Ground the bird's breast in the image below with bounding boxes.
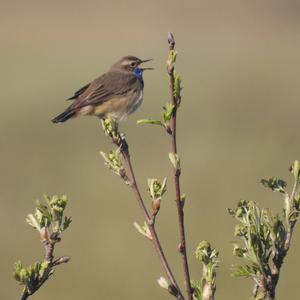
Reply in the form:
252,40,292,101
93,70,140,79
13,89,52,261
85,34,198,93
127,90,143,115
92,89,143,121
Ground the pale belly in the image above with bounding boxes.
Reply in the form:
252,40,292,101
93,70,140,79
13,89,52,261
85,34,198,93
92,90,143,121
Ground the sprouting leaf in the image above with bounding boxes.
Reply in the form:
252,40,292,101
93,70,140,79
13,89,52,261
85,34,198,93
148,178,167,200
38,261,50,278
26,214,41,231
173,70,182,100
261,177,287,193
166,50,177,70
228,200,250,219
137,119,163,126
36,202,52,227
232,265,254,278
271,216,286,245
62,216,72,231
195,241,219,266
162,103,175,124
101,118,119,138
290,160,300,180
133,222,152,240
234,225,247,237
233,244,247,258
13,261,24,282
157,277,169,289
191,281,202,300
14,260,52,288
100,149,124,176
169,152,180,172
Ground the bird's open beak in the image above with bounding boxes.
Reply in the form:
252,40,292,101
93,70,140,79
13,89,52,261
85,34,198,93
140,59,154,70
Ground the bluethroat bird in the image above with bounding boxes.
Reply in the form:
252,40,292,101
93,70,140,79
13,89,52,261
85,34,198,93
52,56,153,123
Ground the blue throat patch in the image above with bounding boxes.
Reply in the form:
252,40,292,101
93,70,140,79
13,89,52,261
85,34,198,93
133,67,144,87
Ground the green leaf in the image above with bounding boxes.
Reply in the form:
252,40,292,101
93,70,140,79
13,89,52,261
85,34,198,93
290,160,300,180
35,201,52,228
137,119,163,126
294,192,300,211
26,214,41,231
101,118,119,138
13,261,24,283
169,152,180,172
272,217,286,244
195,241,219,265
133,222,152,240
261,177,287,193
44,195,68,231
234,225,247,237
233,244,247,258
157,277,169,289
232,265,254,278
100,149,124,176
38,261,50,278
191,281,202,300
62,216,72,231
228,200,249,219
173,70,182,100
148,178,167,200
166,50,177,70
162,103,175,124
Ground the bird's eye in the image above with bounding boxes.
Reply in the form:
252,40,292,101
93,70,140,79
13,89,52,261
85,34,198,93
130,61,136,67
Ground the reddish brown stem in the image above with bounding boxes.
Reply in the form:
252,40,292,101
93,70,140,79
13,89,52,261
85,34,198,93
19,290,29,300
170,106,193,300
115,137,184,300
168,34,193,300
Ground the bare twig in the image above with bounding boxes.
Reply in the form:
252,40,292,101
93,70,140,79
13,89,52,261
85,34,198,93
111,133,184,300
19,290,29,300
167,32,193,300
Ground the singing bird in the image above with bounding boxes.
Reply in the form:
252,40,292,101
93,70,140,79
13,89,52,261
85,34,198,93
52,56,153,123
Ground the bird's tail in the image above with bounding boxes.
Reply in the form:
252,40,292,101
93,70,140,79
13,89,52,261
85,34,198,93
52,109,76,123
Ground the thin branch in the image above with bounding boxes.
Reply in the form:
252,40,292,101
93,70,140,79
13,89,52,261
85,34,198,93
167,32,193,300
19,290,29,300
268,176,300,298
18,242,67,300
111,134,185,300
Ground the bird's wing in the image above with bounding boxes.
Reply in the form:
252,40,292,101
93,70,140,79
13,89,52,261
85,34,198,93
74,71,140,108
67,82,91,100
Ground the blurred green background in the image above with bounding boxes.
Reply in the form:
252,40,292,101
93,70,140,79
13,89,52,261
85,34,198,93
1,0,300,299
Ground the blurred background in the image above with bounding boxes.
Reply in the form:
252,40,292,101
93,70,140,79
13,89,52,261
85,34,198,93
1,0,300,299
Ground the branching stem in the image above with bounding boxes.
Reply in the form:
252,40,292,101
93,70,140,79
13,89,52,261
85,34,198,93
112,135,184,300
266,178,300,299
19,290,29,300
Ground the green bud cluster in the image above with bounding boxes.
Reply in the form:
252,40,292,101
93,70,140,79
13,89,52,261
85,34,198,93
192,241,219,300
14,195,71,298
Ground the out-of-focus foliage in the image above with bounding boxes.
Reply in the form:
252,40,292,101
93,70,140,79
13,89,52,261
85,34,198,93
192,241,219,300
229,161,300,298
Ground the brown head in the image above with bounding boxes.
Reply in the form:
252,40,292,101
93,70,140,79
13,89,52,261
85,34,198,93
110,56,153,72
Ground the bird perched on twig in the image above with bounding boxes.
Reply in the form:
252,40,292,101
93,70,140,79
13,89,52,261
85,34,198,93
52,56,153,123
